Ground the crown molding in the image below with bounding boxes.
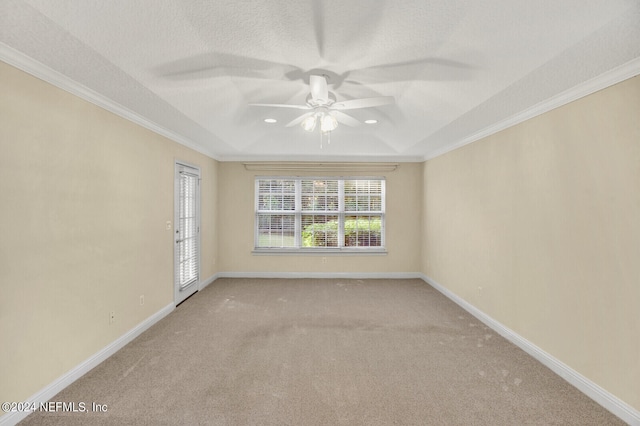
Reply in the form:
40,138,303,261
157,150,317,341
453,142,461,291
243,161,399,172
5,40,638,166
423,56,640,161
219,153,424,163
0,43,219,161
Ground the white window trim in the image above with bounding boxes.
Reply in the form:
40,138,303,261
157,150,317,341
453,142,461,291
254,176,387,255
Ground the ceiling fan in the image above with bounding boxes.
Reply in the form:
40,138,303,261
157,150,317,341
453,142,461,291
250,74,395,135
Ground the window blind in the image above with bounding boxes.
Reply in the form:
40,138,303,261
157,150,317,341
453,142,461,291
255,177,385,250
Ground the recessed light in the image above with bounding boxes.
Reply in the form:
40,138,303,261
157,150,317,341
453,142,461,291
264,118,277,124
364,119,378,124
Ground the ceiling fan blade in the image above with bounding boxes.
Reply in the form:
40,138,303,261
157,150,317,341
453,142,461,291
154,52,301,81
285,112,315,127
352,57,474,82
331,96,395,110
332,111,360,127
312,0,326,59
249,103,311,110
310,75,329,103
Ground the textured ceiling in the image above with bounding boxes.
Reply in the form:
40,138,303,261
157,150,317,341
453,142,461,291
1,0,639,161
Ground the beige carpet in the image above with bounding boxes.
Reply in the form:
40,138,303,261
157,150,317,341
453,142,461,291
21,278,624,425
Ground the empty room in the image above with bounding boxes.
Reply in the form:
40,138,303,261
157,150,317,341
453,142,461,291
1,1,639,425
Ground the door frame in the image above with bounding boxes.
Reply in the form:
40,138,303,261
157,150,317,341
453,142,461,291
174,160,201,305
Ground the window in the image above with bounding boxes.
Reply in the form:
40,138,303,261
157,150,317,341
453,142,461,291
255,177,385,252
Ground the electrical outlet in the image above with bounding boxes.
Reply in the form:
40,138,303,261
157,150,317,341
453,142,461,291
140,295,145,306
109,311,115,324
322,257,328,264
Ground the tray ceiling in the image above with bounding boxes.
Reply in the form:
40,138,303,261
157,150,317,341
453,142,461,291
1,0,639,161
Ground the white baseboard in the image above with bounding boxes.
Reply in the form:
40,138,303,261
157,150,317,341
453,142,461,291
199,273,219,291
6,274,635,425
0,303,175,426
420,274,640,426
215,271,424,280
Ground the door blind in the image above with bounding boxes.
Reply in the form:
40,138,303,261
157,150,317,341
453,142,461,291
178,170,199,289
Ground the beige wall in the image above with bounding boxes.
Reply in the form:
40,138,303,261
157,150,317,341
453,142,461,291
2,55,638,416
423,75,640,411
218,162,423,274
0,62,218,402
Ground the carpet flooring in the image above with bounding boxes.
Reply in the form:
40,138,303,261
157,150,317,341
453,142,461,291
21,278,625,425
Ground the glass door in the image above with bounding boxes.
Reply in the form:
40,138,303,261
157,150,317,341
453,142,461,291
174,162,200,305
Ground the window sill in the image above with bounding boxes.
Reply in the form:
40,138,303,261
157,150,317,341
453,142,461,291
252,248,388,256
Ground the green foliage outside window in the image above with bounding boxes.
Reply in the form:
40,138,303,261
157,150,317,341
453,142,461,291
302,218,381,247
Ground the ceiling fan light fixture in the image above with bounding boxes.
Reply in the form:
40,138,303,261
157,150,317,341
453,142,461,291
320,113,338,132
251,73,395,142
263,118,277,123
301,115,317,132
